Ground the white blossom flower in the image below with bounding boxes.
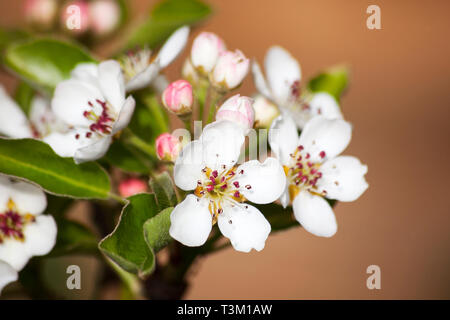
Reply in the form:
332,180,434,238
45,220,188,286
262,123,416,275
252,46,343,128
170,120,286,252
0,260,17,294
47,60,135,164
0,176,56,277
120,26,190,92
0,85,68,140
269,115,368,237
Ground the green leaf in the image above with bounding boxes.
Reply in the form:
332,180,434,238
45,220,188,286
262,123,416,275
104,140,152,174
143,207,173,257
127,0,212,49
150,172,178,210
14,81,35,115
4,38,95,95
51,219,98,256
307,65,349,101
99,194,161,278
0,138,111,199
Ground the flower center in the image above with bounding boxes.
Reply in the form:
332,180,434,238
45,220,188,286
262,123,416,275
78,99,114,139
0,199,35,243
285,145,326,199
194,166,251,223
119,48,152,81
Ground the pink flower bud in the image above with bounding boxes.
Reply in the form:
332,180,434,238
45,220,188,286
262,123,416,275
156,133,182,162
211,50,250,91
253,95,280,128
216,94,255,130
119,178,148,198
191,32,226,74
162,80,193,115
88,0,121,37
24,0,58,30
60,0,90,35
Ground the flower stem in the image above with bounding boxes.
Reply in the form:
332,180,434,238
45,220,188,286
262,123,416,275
206,88,224,124
124,128,156,159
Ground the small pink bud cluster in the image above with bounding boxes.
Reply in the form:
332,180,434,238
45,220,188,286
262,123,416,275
162,80,194,116
190,32,249,91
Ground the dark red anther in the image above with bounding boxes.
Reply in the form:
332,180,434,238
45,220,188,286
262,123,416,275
233,181,240,188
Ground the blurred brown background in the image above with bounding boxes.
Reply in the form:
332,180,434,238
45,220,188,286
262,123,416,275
1,0,449,299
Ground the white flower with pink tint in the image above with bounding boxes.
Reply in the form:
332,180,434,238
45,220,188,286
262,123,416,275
211,50,250,91
24,0,58,30
216,94,254,131
155,133,183,162
46,60,135,164
88,0,121,37
0,176,57,291
119,178,148,198
190,32,226,74
120,26,190,92
269,115,368,237
170,120,286,252
252,46,343,129
162,80,193,116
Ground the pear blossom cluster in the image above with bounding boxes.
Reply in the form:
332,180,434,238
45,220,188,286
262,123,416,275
158,32,368,251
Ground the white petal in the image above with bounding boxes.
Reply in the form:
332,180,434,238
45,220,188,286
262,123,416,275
9,180,47,215
0,85,32,138
293,190,337,237
157,26,190,69
309,92,343,120
74,134,112,164
43,129,87,158
201,120,245,170
169,195,212,247
269,114,299,165
112,96,135,133
0,176,13,212
251,60,272,99
218,204,271,253
174,140,205,191
29,95,50,126
23,215,57,257
236,158,286,204
299,116,352,162
0,260,18,294
98,60,125,114
264,46,301,106
71,62,99,87
52,79,103,127
279,184,290,208
0,239,30,271
125,61,161,92
317,156,368,202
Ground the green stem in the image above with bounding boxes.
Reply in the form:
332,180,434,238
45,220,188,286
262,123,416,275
106,257,144,299
206,88,224,124
124,128,156,159
109,192,126,205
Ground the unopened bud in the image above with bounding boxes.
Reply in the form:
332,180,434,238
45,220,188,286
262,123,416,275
162,80,193,115
216,94,254,130
155,133,183,162
191,32,226,74
119,178,148,198
88,0,121,37
24,0,58,30
211,50,249,91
